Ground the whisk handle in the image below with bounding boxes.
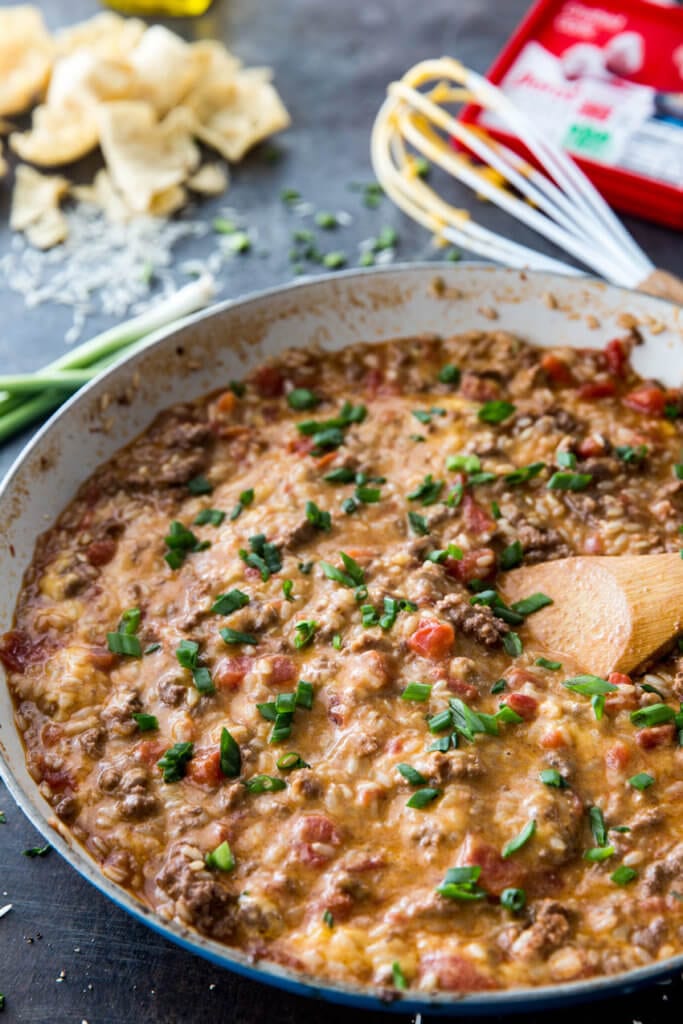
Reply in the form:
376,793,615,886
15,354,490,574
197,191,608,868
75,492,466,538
638,270,683,306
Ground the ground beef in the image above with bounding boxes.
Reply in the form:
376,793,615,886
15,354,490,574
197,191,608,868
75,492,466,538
512,900,574,961
156,848,236,940
515,521,572,564
435,593,509,647
641,842,683,896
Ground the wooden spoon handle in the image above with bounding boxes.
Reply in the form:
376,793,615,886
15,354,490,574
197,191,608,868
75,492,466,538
638,269,683,306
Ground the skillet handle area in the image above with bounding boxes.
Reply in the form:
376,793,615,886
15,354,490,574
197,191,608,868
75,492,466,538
638,269,683,306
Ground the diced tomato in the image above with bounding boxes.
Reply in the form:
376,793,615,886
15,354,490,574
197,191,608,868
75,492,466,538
215,390,237,415
408,620,455,660
604,339,629,378
577,436,607,458
462,494,495,535
445,676,478,701
505,692,538,720
623,385,666,417
0,630,47,673
458,834,525,896
539,728,568,749
608,672,632,687
267,655,297,686
287,436,314,456
187,748,222,787
253,365,284,398
605,740,631,771
85,538,117,567
214,655,253,689
636,724,676,750
294,814,342,866
444,548,496,585
134,739,166,765
315,451,337,470
577,380,616,401
541,353,574,387
419,952,499,992
505,667,539,689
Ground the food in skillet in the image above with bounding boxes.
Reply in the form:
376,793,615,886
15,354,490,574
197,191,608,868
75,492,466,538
3,328,683,994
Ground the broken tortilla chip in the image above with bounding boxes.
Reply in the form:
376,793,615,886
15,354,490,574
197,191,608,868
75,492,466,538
54,12,145,62
10,163,69,248
10,103,99,166
185,67,290,163
129,26,206,116
0,6,54,117
97,102,200,214
26,205,68,250
48,51,141,111
187,162,229,196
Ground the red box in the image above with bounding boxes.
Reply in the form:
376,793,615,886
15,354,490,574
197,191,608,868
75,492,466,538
460,0,683,229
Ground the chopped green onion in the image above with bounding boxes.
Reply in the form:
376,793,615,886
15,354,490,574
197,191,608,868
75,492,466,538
496,704,524,725
428,709,453,733
164,520,209,569
640,682,665,699
269,714,294,744
407,474,443,505
628,772,654,791
323,251,347,269
500,540,523,570
119,607,141,634
281,188,301,204
244,774,287,793
315,211,338,229
491,679,506,695
293,621,318,649
194,508,225,526
107,631,142,657
616,444,648,465
547,472,592,491
428,734,457,752
564,675,617,697
287,388,319,410
213,217,237,234
630,703,675,728
332,633,342,650
324,466,356,483
187,475,213,495
401,681,432,702
229,380,246,397
295,680,314,709
436,865,487,901
230,487,255,521
355,484,381,503
446,482,464,507
447,453,480,472
504,462,545,485
176,638,199,669
611,865,638,885
438,364,460,385
23,843,51,858
468,471,497,485
158,742,194,783
408,511,429,536
282,579,295,602
500,887,526,913
305,500,332,531
239,533,281,580
211,589,250,615
133,712,158,732
220,628,258,646
589,806,608,847
503,632,523,657
219,728,241,777
374,226,397,250
143,642,161,656
510,592,553,616
277,752,310,771
397,763,427,786
584,846,615,862
406,787,441,809
323,908,335,927
191,666,215,695
536,657,562,671
502,819,536,858
557,451,577,469
477,400,515,424
539,769,567,788
205,840,235,872
391,961,408,990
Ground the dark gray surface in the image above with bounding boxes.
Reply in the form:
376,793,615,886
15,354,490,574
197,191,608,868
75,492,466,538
1,1,682,1021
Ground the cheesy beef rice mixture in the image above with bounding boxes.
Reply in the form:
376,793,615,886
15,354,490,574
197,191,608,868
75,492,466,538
4,329,683,995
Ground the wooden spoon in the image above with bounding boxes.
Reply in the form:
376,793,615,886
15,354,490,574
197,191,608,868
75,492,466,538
499,553,683,678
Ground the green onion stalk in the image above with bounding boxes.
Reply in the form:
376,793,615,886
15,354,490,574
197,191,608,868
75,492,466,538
0,274,215,444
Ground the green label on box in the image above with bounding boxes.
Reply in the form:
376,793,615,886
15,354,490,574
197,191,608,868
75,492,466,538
563,123,612,157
